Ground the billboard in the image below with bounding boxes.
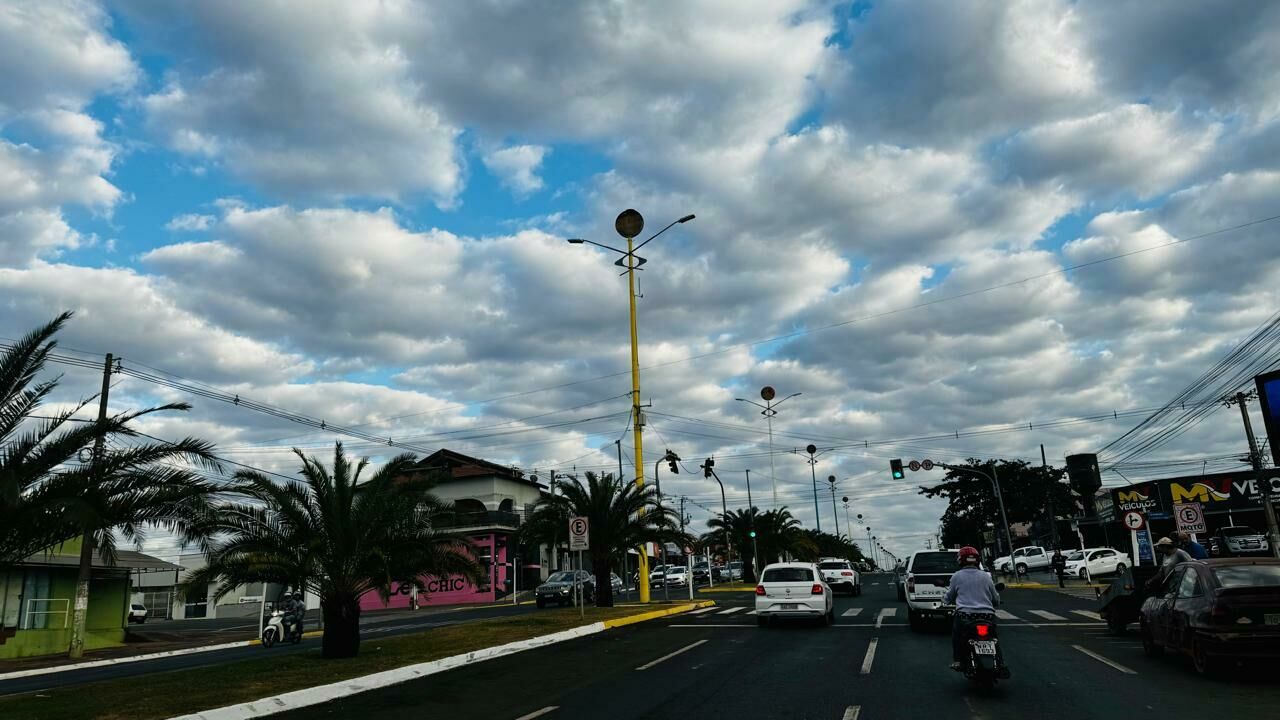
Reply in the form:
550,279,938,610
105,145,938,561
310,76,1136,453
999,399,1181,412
1255,369,1280,467
1110,470,1280,516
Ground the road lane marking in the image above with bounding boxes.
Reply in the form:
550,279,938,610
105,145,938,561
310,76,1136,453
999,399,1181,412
1072,610,1102,620
515,707,559,720
842,608,863,617
860,638,879,674
717,607,746,615
1029,610,1067,621
843,706,862,720
875,608,896,627
669,624,753,627
687,607,718,615
994,610,1018,620
636,640,709,671
1072,645,1137,674
746,610,757,615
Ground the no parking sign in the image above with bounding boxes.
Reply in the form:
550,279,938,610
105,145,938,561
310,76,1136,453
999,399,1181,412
1174,502,1206,534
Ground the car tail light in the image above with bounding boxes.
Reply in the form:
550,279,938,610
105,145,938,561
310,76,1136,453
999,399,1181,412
1211,603,1232,623
842,571,854,576
755,585,766,596
975,623,991,638
811,583,824,595
907,574,915,593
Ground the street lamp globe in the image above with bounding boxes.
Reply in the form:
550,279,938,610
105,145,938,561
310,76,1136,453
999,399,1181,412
615,209,644,239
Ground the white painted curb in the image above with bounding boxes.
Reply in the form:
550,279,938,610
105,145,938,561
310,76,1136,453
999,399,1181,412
169,622,609,720
0,640,256,681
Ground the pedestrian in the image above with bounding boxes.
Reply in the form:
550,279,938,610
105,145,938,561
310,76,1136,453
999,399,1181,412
1145,537,1193,592
1176,531,1208,560
1050,548,1067,588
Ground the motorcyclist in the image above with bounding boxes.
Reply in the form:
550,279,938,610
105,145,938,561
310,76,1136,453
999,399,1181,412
283,592,304,640
943,546,1001,671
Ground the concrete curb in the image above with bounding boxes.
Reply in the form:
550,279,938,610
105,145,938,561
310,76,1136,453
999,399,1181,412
698,586,756,593
169,601,715,720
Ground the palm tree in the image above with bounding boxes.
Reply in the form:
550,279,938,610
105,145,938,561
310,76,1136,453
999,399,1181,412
706,507,814,580
2,314,222,657
519,472,687,607
185,443,480,659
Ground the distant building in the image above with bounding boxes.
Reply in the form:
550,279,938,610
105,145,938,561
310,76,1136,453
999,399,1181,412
1,538,175,659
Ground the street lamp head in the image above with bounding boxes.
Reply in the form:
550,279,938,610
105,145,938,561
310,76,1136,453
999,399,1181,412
615,209,644,239
678,214,696,223
566,238,586,244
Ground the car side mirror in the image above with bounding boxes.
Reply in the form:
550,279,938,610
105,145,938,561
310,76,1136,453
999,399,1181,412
995,582,1006,592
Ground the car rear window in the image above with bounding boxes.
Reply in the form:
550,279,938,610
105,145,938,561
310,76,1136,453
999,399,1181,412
819,561,849,570
910,552,956,574
1213,565,1280,588
762,567,814,583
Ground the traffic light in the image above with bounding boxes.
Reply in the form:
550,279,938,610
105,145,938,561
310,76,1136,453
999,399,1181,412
749,530,757,538
703,457,715,478
890,458,904,479
665,449,680,474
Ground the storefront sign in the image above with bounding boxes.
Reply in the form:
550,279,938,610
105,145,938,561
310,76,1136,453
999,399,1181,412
1110,470,1280,516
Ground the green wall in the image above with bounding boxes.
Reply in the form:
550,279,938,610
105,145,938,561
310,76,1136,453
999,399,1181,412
0,572,129,660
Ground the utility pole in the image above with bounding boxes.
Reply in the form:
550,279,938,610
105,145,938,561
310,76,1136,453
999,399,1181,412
805,444,822,533
1042,444,1058,550
1235,392,1280,559
827,475,839,535
70,353,112,658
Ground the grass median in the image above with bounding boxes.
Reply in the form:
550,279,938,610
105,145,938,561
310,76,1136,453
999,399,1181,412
1,605,659,720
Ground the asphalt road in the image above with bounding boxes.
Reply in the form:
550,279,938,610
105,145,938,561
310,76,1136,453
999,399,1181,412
272,572,1280,720
0,600,539,696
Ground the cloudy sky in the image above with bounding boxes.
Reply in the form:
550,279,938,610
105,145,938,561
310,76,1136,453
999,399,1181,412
5,0,1280,560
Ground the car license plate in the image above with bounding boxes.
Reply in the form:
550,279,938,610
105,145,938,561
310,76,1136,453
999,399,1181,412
1266,613,1280,626
972,641,997,655
779,603,799,610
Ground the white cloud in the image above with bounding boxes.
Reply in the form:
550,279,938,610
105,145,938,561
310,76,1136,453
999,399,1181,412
165,213,215,232
482,144,549,197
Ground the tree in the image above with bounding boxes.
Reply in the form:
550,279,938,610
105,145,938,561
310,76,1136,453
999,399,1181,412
518,472,686,607
185,443,479,659
792,529,865,564
1,314,221,657
918,458,1073,552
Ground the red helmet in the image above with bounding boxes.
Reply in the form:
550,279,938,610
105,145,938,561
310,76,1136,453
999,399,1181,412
957,546,981,566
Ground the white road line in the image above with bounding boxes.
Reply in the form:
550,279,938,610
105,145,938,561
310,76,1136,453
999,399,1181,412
1072,644,1137,675
717,606,747,615
515,707,559,720
860,638,879,674
1029,610,1067,621
994,610,1018,621
875,607,896,628
668,624,753,628
636,640,709,671
746,610,757,615
687,607,718,615
842,608,863,617
1072,610,1102,620
842,706,862,720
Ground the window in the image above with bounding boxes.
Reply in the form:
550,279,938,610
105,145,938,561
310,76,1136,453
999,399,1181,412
1161,569,1184,598
819,561,849,570
909,552,957,574
1213,565,1280,588
547,572,573,583
1177,569,1202,598
1027,548,1045,557
1094,550,1114,560
1220,526,1259,537
1067,551,1084,561
762,567,814,583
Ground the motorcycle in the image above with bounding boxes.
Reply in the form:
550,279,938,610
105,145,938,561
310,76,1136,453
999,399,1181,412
950,609,1010,689
261,608,303,648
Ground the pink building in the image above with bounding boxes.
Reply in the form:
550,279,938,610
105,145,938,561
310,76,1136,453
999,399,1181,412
360,449,547,611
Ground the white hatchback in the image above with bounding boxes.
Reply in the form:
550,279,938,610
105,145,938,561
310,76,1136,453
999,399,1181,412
754,562,834,627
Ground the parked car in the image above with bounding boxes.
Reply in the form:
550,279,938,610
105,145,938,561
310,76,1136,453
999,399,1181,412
611,573,624,594
1139,559,1280,676
692,562,711,583
1208,526,1272,558
127,603,148,624
725,561,744,581
664,566,690,588
1064,547,1131,578
535,570,594,608
817,558,861,596
754,562,834,627
904,550,961,630
994,546,1051,574
648,564,674,587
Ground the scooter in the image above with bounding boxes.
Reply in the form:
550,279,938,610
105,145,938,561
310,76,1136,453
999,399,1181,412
952,610,1010,689
261,609,303,648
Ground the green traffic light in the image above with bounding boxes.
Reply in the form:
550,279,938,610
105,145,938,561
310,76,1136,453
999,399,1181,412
749,531,757,538
893,471,904,479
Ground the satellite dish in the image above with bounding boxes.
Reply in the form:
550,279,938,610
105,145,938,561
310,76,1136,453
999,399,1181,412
760,386,775,401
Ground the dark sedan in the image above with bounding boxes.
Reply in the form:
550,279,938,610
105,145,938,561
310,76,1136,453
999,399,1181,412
1139,558,1280,676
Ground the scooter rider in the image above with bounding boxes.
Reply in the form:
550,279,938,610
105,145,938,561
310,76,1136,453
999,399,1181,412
283,592,304,640
943,546,1001,671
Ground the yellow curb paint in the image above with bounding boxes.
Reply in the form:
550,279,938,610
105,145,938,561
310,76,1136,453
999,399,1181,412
698,587,758,593
601,600,716,629
248,630,323,646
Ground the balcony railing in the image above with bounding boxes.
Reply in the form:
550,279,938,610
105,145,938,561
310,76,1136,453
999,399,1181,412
432,510,522,531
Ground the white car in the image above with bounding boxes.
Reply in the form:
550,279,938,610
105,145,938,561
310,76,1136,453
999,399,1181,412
1064,547,1131,579
754,562,834,627
904,549,968,631
994,546,1051,574
664,566,690,588
127,603,148,624
817,558,862,596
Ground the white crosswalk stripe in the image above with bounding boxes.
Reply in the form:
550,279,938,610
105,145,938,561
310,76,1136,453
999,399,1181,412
842,608,863,617
687,607,718,615
994,610,1019,621
717,606,747,615
746,610,757,615
1029,610,1068,621
1072,610,1102,620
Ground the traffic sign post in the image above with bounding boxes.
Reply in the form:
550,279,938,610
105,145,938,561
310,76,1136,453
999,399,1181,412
1174,502,1206,536
1123,510,1147,567
1123,511,1146,532
569,517,589,617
